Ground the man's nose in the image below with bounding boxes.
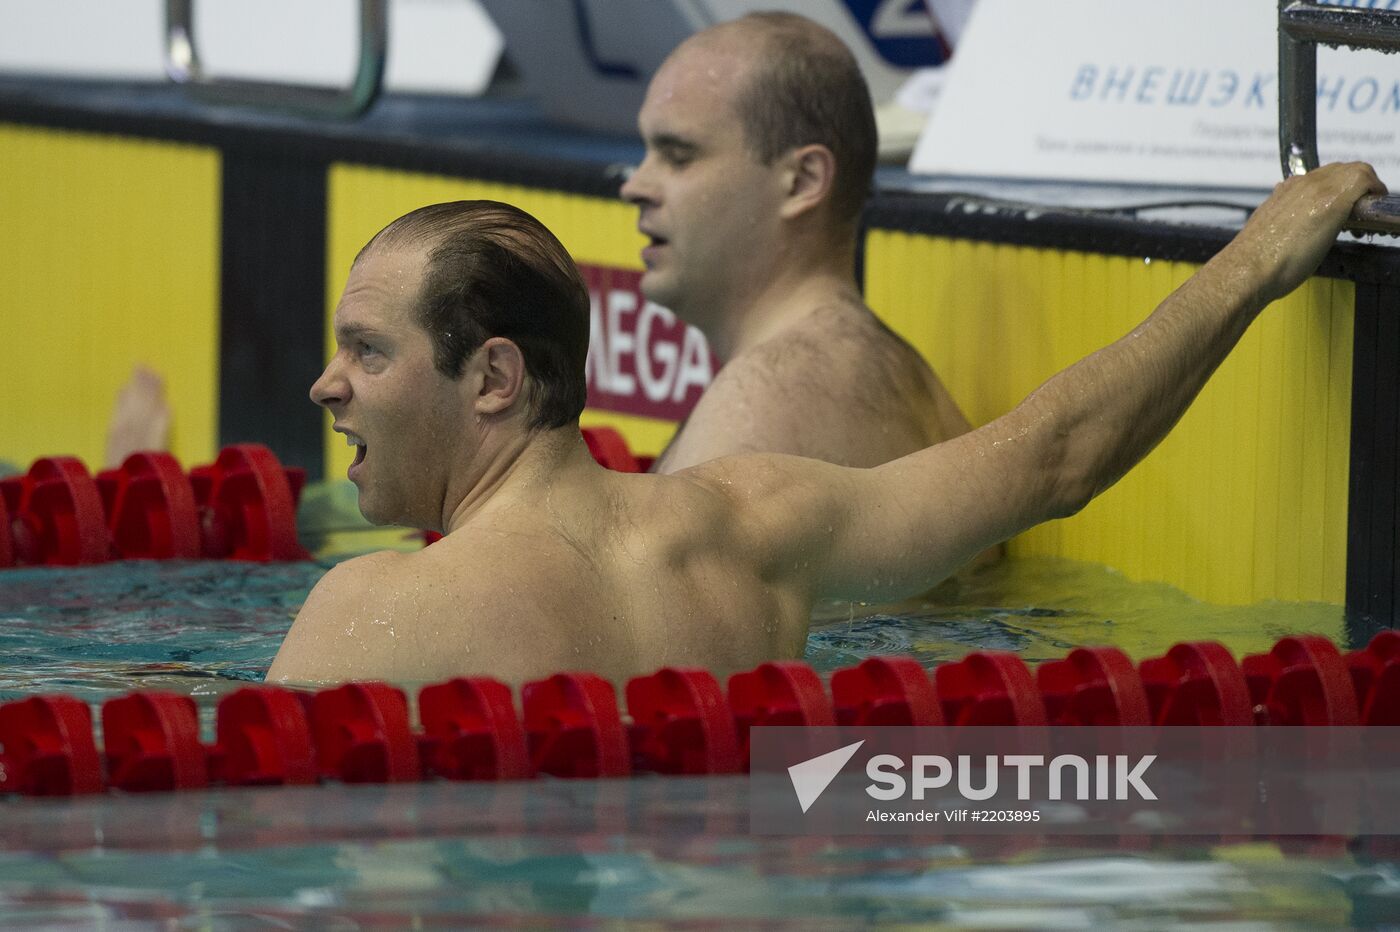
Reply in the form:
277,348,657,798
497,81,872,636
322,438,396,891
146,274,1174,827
619,160,653,206
309,356,348,408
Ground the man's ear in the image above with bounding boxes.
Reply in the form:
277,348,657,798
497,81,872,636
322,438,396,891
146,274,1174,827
779,143,837,221
472,337,527,416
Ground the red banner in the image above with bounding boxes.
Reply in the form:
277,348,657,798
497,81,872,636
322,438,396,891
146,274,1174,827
579,264,718,422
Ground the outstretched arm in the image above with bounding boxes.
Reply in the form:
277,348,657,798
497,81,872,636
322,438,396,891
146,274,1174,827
731,163,1385,603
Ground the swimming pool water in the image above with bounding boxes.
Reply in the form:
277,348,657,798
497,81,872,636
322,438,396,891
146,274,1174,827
3,779,1396,928
0,551,1363,704
1,550,1396,926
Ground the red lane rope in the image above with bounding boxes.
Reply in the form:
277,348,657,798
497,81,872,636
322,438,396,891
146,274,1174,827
2,435,1395,800
3,444,308,567
1,631,1396,797
1,430,633,568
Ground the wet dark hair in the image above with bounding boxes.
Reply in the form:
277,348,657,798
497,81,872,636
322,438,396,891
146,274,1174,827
729,12,878,232
361,200,589,430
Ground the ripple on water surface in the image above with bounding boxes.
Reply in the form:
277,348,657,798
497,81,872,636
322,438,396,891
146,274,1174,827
0,559,325,702
0,554,1390,927
804,555,1353,672
0,553,1357,703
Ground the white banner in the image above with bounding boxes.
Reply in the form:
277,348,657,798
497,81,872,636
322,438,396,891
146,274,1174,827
911,0,1400,189
0,0,502,96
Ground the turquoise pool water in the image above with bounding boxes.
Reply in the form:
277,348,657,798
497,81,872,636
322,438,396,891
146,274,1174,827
0,549,1396,926
0,551,1361,704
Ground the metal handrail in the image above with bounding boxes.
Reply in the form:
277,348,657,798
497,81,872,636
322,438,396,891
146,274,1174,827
1279,0,1400,233
164,0,387,119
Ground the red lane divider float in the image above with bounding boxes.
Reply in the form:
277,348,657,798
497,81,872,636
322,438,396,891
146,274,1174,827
0,457,109,566
97,452,202,560
1,443,308,567
310,682,420,783
216,686,318,786
419,677,531,781
1038,646,1151,726
0,485,14,568
1,635,1399,798
729,661,835,769
1242,635,1359,726
3,427,651,568
832,656,943,726
523,673,631,778
102,692,207,792
626,667,741,774
935,651,1047,726
0,696,103,796
1139,641,1254,726
1347,629,1400,725
190,444,307,562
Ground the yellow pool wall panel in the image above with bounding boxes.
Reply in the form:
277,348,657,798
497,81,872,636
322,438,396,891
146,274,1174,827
325,167,1350,607
322,163,669,478
864,231,1351,607
0,123,220,472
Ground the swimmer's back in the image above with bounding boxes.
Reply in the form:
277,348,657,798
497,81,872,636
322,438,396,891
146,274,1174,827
287,466,810,685
656,301,972,472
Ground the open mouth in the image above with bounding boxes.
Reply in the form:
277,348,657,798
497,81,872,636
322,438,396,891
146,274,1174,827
641,234,669,264
343,431,367,468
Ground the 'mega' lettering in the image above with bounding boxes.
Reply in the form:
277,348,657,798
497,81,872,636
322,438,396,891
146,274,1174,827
578,264,716,422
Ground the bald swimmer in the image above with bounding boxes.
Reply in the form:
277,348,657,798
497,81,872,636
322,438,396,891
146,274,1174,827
621,13,974,473
267,163,1385,685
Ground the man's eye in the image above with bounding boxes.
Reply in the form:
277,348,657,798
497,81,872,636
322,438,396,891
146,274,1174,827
661,148,693,167
356,341,380,358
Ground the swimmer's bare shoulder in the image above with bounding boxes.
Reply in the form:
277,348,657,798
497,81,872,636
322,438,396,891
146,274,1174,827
656,302,972,472
266,541,585,685
267,550,406,684
268,471,786,685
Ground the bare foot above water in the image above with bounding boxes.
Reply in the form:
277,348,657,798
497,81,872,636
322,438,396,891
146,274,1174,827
104,365,172,468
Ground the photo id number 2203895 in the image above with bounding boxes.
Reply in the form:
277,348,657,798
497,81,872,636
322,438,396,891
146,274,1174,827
971,810,1041,822
863,809,1042,823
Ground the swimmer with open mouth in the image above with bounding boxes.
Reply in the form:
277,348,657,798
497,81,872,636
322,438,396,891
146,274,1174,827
268,163,1386,687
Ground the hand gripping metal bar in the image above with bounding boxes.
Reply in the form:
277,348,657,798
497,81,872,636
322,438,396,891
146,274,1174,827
165,0,387,119
1279,0,1400,232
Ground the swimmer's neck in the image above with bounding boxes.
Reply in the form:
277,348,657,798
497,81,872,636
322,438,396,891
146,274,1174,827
441,426,597,533
709,262,863,359
685,239,862,359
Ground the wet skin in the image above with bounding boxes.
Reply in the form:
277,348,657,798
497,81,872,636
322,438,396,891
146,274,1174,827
267,163,1386,686
620,23,974,475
